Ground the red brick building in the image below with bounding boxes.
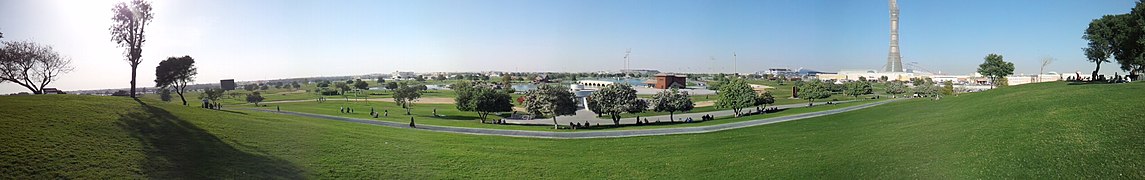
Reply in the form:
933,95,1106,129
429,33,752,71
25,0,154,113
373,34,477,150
650,74,687,89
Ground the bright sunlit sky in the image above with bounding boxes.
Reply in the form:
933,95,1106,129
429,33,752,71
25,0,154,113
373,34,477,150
0,0,1138,93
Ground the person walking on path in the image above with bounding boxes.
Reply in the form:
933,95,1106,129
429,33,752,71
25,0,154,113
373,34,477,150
409,117,416,128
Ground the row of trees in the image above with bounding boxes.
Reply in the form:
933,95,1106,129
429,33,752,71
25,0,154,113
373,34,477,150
1082,2,1145,80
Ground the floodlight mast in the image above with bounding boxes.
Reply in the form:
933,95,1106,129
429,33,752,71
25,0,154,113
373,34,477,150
623,48,631,72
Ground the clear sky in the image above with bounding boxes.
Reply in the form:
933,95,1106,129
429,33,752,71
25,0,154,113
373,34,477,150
0,0,1138,93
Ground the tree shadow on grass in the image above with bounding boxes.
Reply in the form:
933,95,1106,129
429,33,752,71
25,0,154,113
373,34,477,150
571,109,791,130
216,109,248,115
1067,81,1113,85
117,100,303,179
426,114,480,120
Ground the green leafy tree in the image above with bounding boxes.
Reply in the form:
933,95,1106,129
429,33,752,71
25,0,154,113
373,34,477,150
202,88,224,105
334,82,351,94
1122,4,1145,79
393,84,422,115
246,91,264,106
154,55,196,105
715,78,756,117
913,80,941,99
353,79,369,90
243,84,257,91
586,96,604,117
879,76,889,82
844,81,872,98
469,88,514,122
976,54,1015,89
501,75,513,88
884,82,906,98
523,84,577,129
587,84,644,125
454,82,514,122
755,91,775,111
941,81,954,96
1082,14,1121,80
453,81,475,112
110,0,154,98
650,88,694,121
158,88,172,102
798,80,832,106
385,81,399,90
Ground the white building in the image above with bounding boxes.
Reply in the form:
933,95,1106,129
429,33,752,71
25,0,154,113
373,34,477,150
819,69,923,82
757,68,799,77
391,71,416,79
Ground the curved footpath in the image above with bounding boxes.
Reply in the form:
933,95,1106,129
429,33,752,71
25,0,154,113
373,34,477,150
250,99,900,139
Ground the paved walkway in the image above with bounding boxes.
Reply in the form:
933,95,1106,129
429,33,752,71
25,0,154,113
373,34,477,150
249,99,899,139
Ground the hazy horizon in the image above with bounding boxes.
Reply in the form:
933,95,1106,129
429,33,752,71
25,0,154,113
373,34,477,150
0,0,1137,94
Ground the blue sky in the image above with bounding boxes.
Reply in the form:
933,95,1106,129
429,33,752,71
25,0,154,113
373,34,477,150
0,0,1138,93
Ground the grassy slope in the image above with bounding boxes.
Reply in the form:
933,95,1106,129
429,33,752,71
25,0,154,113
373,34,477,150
1,81,1143,178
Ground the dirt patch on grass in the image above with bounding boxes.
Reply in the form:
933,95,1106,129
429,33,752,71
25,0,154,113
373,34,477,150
694,100,715,107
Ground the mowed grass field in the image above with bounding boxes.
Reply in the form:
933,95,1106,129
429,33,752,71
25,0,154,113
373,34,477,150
1,81,1143,178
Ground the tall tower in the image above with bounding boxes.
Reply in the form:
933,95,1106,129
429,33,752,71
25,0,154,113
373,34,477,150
885,0,903,72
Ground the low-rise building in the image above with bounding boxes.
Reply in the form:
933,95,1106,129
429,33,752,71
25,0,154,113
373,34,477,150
650,73,687,89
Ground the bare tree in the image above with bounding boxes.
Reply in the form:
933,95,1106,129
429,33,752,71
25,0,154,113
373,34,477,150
1039,57,1054,82
0,41,74,94
110,0,154,98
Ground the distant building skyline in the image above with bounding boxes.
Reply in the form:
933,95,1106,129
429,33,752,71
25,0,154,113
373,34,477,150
0,0,1138,94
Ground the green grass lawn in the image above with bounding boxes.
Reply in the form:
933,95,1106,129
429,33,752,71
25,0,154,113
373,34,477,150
2,81,1144,178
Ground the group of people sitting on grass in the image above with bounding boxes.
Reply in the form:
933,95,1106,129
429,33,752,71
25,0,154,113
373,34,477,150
369,108,388,118
568,121,595,130
339,106,354,114
1067,73,1136,83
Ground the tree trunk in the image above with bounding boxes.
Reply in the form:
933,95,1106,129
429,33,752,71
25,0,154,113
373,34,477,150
612,114,620,126
669,112,674,121
129,64,138,98
1092,62,1101,81
552,117,559,129
177,91,187,106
